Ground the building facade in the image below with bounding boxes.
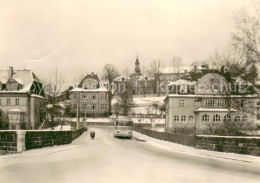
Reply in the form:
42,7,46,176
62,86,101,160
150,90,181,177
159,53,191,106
0,67,45,130
113,55,154,96
165,73,258,135
70,73,109,117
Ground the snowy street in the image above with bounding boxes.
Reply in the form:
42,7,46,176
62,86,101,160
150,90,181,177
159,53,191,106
1,126,260,183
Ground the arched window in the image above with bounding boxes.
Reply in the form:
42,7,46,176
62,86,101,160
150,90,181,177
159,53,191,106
174,115,179,121
189,115,194,122
234,116,240,122
242,115,247,122
181,115,186,122
213,114,220,122
224,114,231,121
202,114,209,122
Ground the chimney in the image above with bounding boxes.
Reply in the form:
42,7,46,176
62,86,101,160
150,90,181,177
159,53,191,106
9,67,14,79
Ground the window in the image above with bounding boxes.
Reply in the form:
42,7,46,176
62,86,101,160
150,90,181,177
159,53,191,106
181,115,186,122
174,115,179,121
105,94,108,99
101,104,104,109
217,99,226,107
241,100,245,107
101,94,104,99
105,104,108,109
92,94,96,99
15,99,19,105
242,115,247,122
7,99,10,105
179,84,187,93
82,104,87,110
74,104,77,109
224,114,231,121
179,99,184,107
206,99,214,107
74,94,77,99
91,104,96,109
189,115,194,122
195,99,200,107
202,114,209,122
234,116,240,122
213,114,220,122
82,94,86,99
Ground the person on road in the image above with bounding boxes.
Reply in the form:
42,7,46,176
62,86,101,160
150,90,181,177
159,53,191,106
90,131,95,140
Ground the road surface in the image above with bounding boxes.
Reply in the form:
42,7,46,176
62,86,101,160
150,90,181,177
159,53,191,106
0,126,260,183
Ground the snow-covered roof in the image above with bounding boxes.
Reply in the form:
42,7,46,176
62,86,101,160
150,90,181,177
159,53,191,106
138,75,152,81
7,108,24,113
166,94,258,98
168,79,195,85
114,76,130,82
162,66,191,74
194,107,237,112
0,68,41,93
31,94,45,99
71,87,108,92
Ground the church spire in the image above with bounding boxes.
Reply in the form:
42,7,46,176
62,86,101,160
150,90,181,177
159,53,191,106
134,53,141,74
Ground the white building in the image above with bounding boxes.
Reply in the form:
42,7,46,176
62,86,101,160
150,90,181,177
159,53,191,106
165,73,258,135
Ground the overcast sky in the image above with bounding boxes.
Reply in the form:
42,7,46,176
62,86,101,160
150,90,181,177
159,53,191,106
0,0,256,82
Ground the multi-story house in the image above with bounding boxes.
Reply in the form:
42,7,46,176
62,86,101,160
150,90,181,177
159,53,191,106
70,73,109,117
0,67,45,130
165,72,258,135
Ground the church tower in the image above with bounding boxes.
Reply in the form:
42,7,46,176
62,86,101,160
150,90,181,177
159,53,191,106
134,53,141,74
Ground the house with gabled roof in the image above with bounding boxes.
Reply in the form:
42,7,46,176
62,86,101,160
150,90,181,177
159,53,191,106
0,67,45,130
70,72,109,117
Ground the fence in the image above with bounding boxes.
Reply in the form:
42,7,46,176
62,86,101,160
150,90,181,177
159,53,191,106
134,126,195,147
86,122,114,126
128,113,164,118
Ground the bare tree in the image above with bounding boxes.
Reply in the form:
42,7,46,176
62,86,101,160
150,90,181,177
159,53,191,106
206,48,259,135
114,92,133,116
43,68,64,130
102,64,120,114
232,6,260,66
123,68,131,79
147,60,165,96
171,56,183,74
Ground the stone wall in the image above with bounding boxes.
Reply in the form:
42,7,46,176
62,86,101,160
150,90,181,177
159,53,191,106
25,131,72,150
72,127,86,140
195,135,260,156
0,127,86,154
0,131,17,155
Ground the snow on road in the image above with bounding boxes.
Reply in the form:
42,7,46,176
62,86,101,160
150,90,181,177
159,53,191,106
0,126,259,183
